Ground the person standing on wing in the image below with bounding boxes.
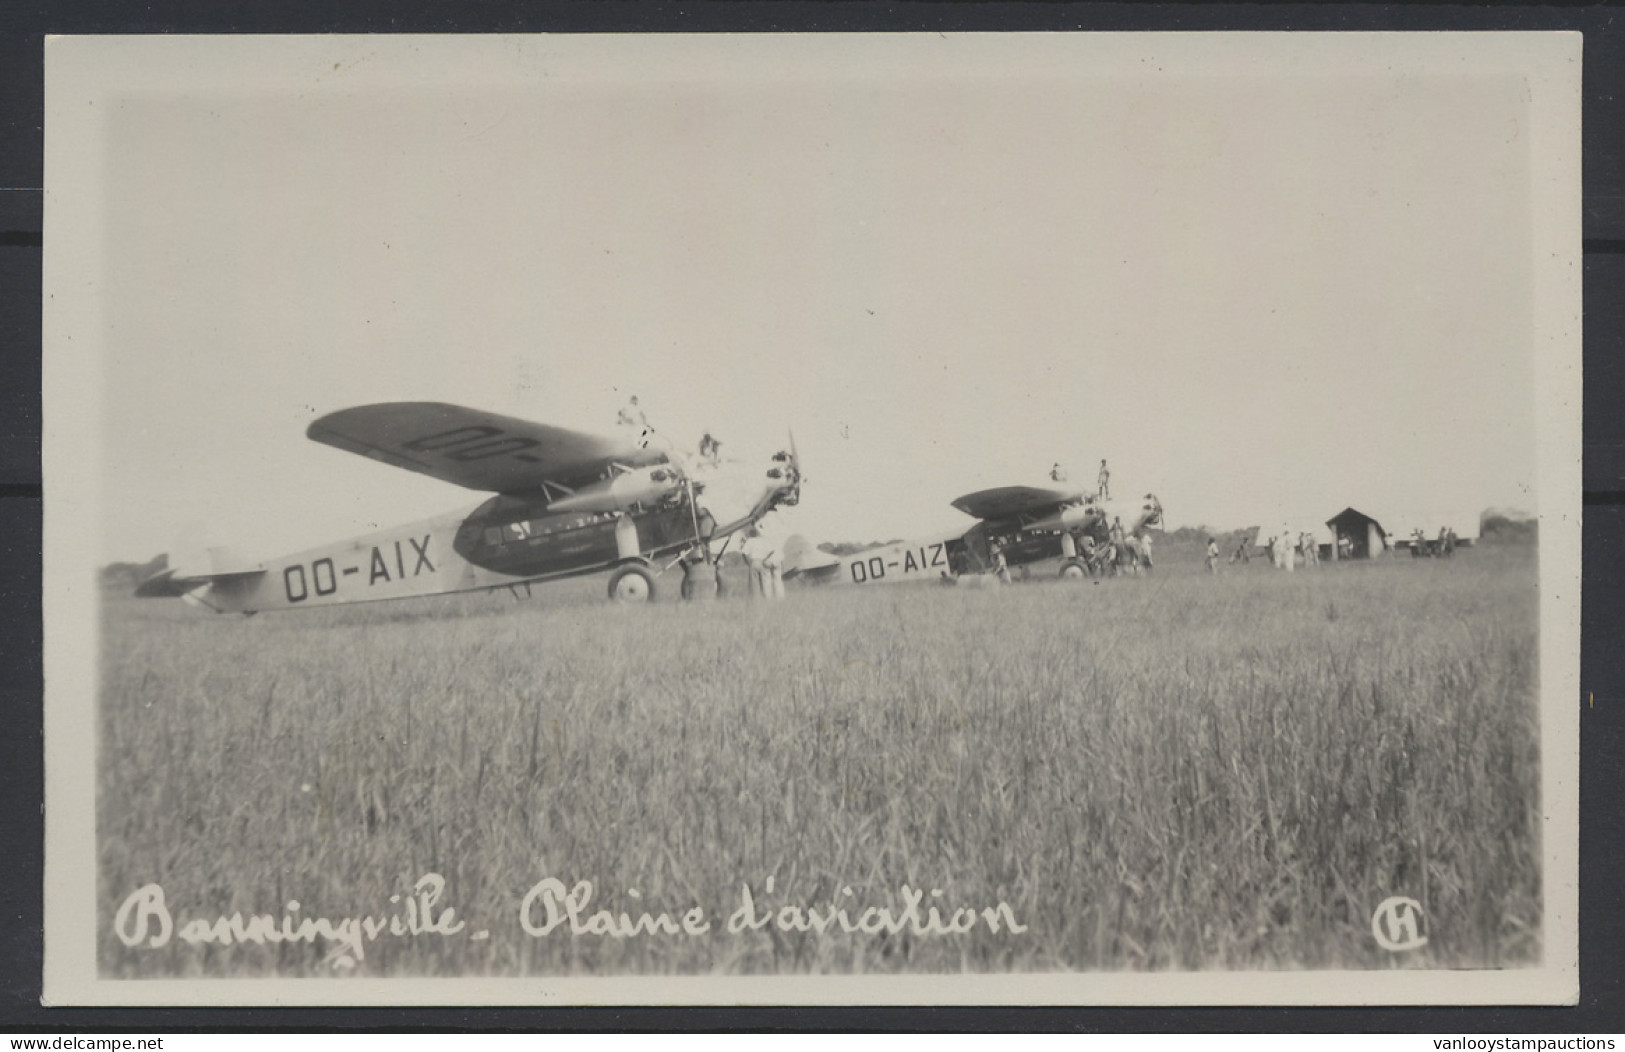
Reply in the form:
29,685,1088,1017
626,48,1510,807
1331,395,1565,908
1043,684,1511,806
1097,459,1111,500
698,431,722,467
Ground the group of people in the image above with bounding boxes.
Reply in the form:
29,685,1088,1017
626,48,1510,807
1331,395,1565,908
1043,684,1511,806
617,396,789,600
1049,459,1112,501
1059,516,1152,577
678,524,785,601
1213,530,1320,573
1411,526,1458,558
1264,529,1320,571
619,394,733,471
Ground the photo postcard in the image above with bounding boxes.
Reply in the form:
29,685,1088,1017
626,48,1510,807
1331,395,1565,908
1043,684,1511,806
41,31,1581,1005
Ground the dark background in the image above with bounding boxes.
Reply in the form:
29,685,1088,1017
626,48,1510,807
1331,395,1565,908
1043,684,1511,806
1,0,1620,1034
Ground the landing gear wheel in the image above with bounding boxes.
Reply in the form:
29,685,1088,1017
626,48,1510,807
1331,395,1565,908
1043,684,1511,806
1059,559,1089,580
607,564,655,603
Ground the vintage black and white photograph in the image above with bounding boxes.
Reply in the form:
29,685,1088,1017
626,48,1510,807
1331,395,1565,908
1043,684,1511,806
43,32,1579,1004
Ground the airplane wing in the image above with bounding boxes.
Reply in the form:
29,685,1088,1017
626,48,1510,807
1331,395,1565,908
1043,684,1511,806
950,485,1084,521
307,402,667,494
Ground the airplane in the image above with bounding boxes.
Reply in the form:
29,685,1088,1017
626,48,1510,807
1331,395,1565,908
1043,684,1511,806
134,402,801,612
783,484,1163,587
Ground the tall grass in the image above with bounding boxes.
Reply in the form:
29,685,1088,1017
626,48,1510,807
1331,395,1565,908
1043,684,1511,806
97,545,1540,976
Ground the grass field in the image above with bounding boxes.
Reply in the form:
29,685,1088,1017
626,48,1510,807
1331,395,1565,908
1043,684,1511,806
96,541,1541,977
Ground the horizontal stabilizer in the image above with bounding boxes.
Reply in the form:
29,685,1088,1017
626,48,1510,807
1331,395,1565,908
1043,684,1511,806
169,545,263,579
134,569,190,598
134,553,265,599
781,534,841,577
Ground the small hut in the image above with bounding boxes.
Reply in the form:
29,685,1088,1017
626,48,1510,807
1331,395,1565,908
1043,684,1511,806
1325,507,1388,560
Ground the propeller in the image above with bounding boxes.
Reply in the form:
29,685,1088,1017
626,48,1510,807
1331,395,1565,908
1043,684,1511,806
782,429,802,506
766,428,802,508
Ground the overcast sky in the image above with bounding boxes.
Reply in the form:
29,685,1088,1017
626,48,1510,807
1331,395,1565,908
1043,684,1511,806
74,35,1541,563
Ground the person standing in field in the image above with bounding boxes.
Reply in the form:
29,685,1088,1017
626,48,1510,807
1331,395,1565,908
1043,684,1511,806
1097,459,1111,500
763,541,784,599
740,527,765,597
1079,533,1102,575
679,544,722,601
678,544,703,600
1281,525,1296,571
1206,537,1220,574
712,550,729,598
1137,530,1154,573
990,539,1013,584
741,526,784,600
1230,534,1250,564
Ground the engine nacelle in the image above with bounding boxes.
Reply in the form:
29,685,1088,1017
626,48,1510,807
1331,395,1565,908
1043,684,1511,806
548,464,684,513
1024,502,1103,534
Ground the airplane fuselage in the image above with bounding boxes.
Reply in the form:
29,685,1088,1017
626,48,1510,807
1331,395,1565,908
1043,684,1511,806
188,465,788,613
801,521,1066,588
791,494,1162,588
